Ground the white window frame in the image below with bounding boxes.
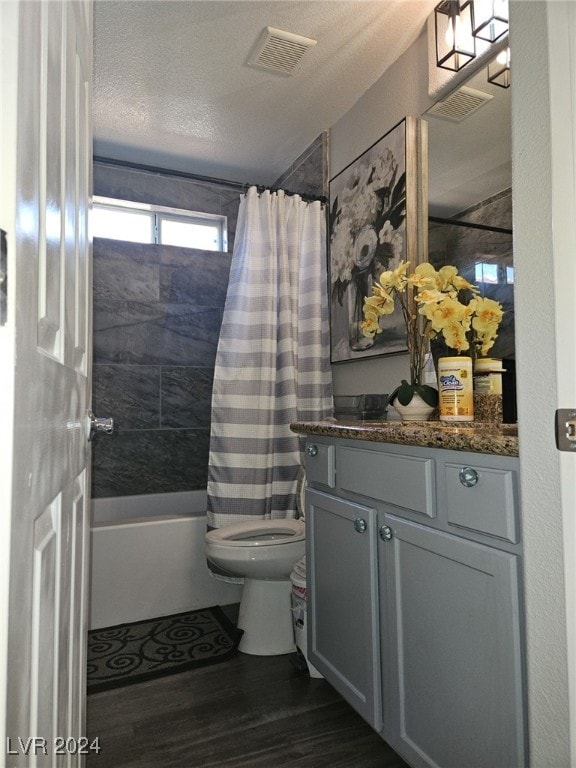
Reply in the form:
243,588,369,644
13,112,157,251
92,196,228,251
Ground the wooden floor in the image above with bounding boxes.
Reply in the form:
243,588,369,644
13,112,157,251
86,651,409,768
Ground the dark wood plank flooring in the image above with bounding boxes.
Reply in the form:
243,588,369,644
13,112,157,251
86,651,409,768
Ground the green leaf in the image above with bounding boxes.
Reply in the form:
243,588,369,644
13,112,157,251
396,379,415,406
414,384,439,408
391,381,439,408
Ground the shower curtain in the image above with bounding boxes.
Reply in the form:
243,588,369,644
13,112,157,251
207,186,333,530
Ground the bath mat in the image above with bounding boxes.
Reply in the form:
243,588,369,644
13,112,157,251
87,606,243,694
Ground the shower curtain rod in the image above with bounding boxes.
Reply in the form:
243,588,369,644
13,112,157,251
93,156,327,205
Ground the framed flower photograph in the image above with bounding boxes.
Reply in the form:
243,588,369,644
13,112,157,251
328,116,427,363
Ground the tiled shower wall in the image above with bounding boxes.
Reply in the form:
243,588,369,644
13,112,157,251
91,239,232,497
273,131,328,198
91,140,327,498
91,163,237,498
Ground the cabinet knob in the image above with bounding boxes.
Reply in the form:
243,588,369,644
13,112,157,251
306,444,318,457
353,518,367,533
379,525,393,542
459,467,479,487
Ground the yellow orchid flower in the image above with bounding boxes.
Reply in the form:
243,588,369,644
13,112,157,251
360,312,382,337
364,292,395,317
414,288,446,305
408,262,439,291
472,297,504,328
421,296,470,333
435,265,460,291
436,265,478,294
442,320,471,352
360,259,504,392
378,260,409,291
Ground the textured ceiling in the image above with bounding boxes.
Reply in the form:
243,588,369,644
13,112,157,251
93,0,438,186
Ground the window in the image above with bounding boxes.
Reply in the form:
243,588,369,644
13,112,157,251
475,262,499,284
475,260,515,285
92,197,227,251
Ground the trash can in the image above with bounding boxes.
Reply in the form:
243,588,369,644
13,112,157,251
290,556,323,678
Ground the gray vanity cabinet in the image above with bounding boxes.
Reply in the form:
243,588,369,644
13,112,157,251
306,488,382,730
380,513,525,768
304,436,526,768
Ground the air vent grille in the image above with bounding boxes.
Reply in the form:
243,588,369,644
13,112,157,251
426,85,493,123
247,27,317,76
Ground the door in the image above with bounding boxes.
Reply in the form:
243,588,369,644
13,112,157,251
381,514,526,768
0,1,93,765
306,488,382,730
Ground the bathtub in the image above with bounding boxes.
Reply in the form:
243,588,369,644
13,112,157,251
89,490,242,630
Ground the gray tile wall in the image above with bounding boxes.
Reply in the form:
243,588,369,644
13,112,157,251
273,132,328,198
92,162,236,498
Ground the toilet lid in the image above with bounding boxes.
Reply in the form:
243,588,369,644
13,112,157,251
205,519,305,547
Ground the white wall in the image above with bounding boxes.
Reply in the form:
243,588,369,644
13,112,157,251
547,3,576,760
329,3,574,764
511,2,575,765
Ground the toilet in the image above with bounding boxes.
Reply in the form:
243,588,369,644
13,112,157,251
204,518,306,655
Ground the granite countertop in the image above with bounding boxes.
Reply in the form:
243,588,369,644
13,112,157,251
290,419,519,457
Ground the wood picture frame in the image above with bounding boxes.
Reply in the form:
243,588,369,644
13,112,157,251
328,116,428,363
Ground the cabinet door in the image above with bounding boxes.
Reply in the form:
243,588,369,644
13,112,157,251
307,489,382,730
381,515,526,768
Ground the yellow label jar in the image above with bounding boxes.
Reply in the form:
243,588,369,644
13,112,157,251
438,356,474,421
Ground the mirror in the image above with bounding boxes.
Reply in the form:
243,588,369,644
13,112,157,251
426,67,511,218
424,66,514,418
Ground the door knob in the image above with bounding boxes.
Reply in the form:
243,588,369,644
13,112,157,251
459,467,479,487
379,525,393,542
353,518,367,533
88,411,114,442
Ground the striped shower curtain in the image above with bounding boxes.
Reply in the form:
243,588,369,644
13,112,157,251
207,186,333,529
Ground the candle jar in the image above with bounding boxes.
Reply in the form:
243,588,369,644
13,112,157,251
473,358,505,423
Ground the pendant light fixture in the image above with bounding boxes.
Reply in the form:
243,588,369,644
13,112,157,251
471,0,509,42
434,0,476,72
487,46,510,88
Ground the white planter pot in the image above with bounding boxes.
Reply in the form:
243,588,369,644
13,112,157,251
392,392,435,422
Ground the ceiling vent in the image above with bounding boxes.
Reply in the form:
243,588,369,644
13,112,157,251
425,85,493,123
247,27,317,76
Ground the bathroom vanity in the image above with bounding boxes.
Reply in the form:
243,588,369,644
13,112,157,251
290,420,525,768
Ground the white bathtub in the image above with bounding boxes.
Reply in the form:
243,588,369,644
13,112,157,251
89,490,242,630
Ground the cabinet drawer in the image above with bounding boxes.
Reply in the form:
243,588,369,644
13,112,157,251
444,462,518,543
305,441,335,488
337,447,435,517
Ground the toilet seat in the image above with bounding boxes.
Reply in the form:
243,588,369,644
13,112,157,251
205,519,304,548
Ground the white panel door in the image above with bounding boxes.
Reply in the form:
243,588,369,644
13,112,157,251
0,1,93,766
